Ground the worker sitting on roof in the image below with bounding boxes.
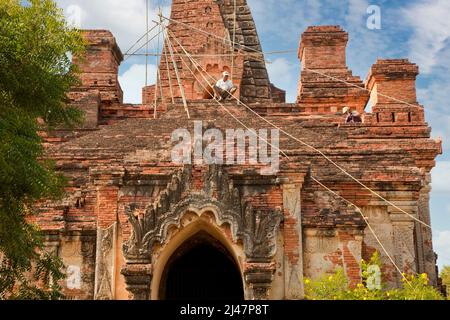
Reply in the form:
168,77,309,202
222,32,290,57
343,107,362,123
214,71,237,102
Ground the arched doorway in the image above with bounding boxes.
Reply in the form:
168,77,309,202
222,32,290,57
159,231,244,300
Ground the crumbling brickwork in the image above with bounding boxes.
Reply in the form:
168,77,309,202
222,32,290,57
36,1,442,300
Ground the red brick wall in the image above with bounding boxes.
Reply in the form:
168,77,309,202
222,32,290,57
297,26,369,114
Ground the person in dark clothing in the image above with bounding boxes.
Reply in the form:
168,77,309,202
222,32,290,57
343,107,362,123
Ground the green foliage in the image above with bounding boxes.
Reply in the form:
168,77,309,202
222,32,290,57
1,251,65,300
304,253,444,300
0,0,85,128
0,0,85,299
387,273,444,300
304,268,351,300
440,266,450,298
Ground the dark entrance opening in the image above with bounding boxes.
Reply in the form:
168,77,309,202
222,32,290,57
160,231,244,301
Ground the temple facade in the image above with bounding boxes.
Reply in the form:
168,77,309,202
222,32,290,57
36,0,442,300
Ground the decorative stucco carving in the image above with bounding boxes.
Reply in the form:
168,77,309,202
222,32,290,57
241,202,282,261
123,165,283,263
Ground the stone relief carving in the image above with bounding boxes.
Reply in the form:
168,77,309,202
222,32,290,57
123,165,283,263
392,222,416,273
94,223,117,300
241,202,282,261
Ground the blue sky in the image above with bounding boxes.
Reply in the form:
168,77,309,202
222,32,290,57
54,0,450,269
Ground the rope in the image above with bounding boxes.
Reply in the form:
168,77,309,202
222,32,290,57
156,7,164,106
153,23,159,117
157,20,431,229
164,41,175,104
124,26,166,62
157,8,165,108
311,176,413,287
145,0,149,86
167,29,289,160
164,27,190,119
231,0,237,81
162,14,449,117
123,24,159,57
124,50,296,57
158,67,164,105
153,13,163,119
167,26,413,286
161,15,262,56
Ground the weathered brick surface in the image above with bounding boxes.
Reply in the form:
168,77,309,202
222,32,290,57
297,26,369,114
34,5,442,300
150,0,284,104
71,30,124,125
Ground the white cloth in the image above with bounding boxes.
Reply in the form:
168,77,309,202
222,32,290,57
215,78,234,91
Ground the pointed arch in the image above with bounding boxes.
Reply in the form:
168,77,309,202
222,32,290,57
150,210,244,300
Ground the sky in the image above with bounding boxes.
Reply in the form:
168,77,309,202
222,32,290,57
53,0,450,269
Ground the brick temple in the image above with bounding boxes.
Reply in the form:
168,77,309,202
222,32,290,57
36,0,442,300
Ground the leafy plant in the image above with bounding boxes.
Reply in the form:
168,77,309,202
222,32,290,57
440,266,450,299
304,252,444,300
0,0,85,299
304,268,350,300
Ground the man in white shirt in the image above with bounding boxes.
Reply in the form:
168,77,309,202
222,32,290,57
213,71,237,102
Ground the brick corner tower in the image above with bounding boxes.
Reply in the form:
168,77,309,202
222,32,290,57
70,30,124,128
297,26,369,114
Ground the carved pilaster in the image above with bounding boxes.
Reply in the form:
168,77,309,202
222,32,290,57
282,182,304,299
244,263,276,300
417,174,438,285
391,213,417,285
121,263,152,300
94,223,117,300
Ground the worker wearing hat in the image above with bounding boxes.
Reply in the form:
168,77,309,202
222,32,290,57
343,106,362,123
213,71,237,102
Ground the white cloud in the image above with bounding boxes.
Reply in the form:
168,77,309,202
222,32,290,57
119,64,157,104
247,0,323,43
345,0,370,28
431,161,450,194
55,1,170,104
247,0,389,100
427,111,450,152
402,0,450,74
266,58,299,102
56,0,171,53
403,2,450,153
434,230,450,268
